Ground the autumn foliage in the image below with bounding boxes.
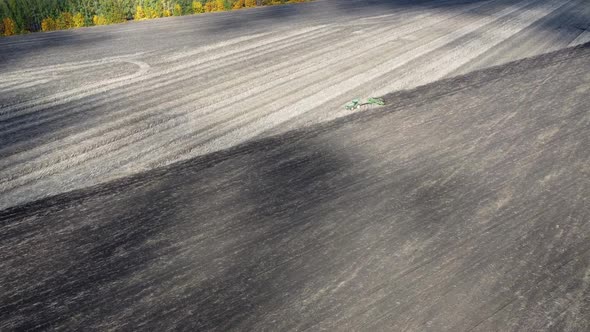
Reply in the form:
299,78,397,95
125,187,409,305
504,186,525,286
192,1,204,13
2,17,15,36
41,18,56,31
0,0,308,36
135,6,147,20
173,4,183,16
93,15,108,26
232,0,244,9
73,13,85,27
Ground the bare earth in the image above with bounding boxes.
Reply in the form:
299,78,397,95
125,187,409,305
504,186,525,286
1,0,589,208
1,42,589,331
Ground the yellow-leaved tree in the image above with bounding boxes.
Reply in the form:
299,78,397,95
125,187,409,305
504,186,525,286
73,13,85,27
215,0,225,11
93,15,108,25
204,1,214,12
41,17,56,31
245,0,256,7
146,7,160,19
2,17,16,36
193,1,204,13
57,12,74,29
173,4,183,16
135,6,147,20
233,0,245,9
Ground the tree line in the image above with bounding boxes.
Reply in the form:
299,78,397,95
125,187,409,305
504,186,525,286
0,0,304,36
